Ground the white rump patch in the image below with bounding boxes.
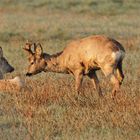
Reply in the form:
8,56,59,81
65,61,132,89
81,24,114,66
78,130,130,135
111,50,125,61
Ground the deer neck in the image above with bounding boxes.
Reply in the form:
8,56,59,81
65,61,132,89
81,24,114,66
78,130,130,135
45,52,67,74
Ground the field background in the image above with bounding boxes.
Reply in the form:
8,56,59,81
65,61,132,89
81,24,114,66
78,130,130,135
0,0,140,140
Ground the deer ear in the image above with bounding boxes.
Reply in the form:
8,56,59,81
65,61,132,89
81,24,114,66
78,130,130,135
0,47,3,58
34,43,43,56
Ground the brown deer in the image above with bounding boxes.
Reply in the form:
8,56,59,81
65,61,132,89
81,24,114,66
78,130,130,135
0,47,14,79
23,35,125,96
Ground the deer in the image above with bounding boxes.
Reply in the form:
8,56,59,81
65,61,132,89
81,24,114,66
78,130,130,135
23,35,125,96
0,47,24,91
0,46,14,79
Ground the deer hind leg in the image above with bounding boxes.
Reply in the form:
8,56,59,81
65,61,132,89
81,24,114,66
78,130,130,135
88,70,102,96
102,64,120,95
110,74,120,96
116,61,124,85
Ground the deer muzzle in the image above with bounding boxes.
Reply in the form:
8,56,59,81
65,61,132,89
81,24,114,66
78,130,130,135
9,67,14,73
26,73,33,76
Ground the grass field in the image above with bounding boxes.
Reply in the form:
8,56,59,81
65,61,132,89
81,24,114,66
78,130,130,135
0,0,140,140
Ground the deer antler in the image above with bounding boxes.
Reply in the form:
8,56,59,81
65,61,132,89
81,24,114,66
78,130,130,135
34,42,43,56
23,40,34,55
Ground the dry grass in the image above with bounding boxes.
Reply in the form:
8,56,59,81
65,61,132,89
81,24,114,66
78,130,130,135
0,0,140,140
0,77,140,140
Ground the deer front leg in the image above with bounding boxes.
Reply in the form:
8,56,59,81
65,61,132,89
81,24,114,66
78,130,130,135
74,70,83,93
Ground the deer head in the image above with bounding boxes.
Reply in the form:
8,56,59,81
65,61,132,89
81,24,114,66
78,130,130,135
23,41,47,76
0,47,14,77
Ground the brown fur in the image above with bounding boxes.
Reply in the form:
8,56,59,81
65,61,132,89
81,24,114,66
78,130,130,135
24,35,125,96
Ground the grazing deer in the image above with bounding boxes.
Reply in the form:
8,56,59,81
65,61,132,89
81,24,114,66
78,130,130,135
0,47,14,79
23,35,125,96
